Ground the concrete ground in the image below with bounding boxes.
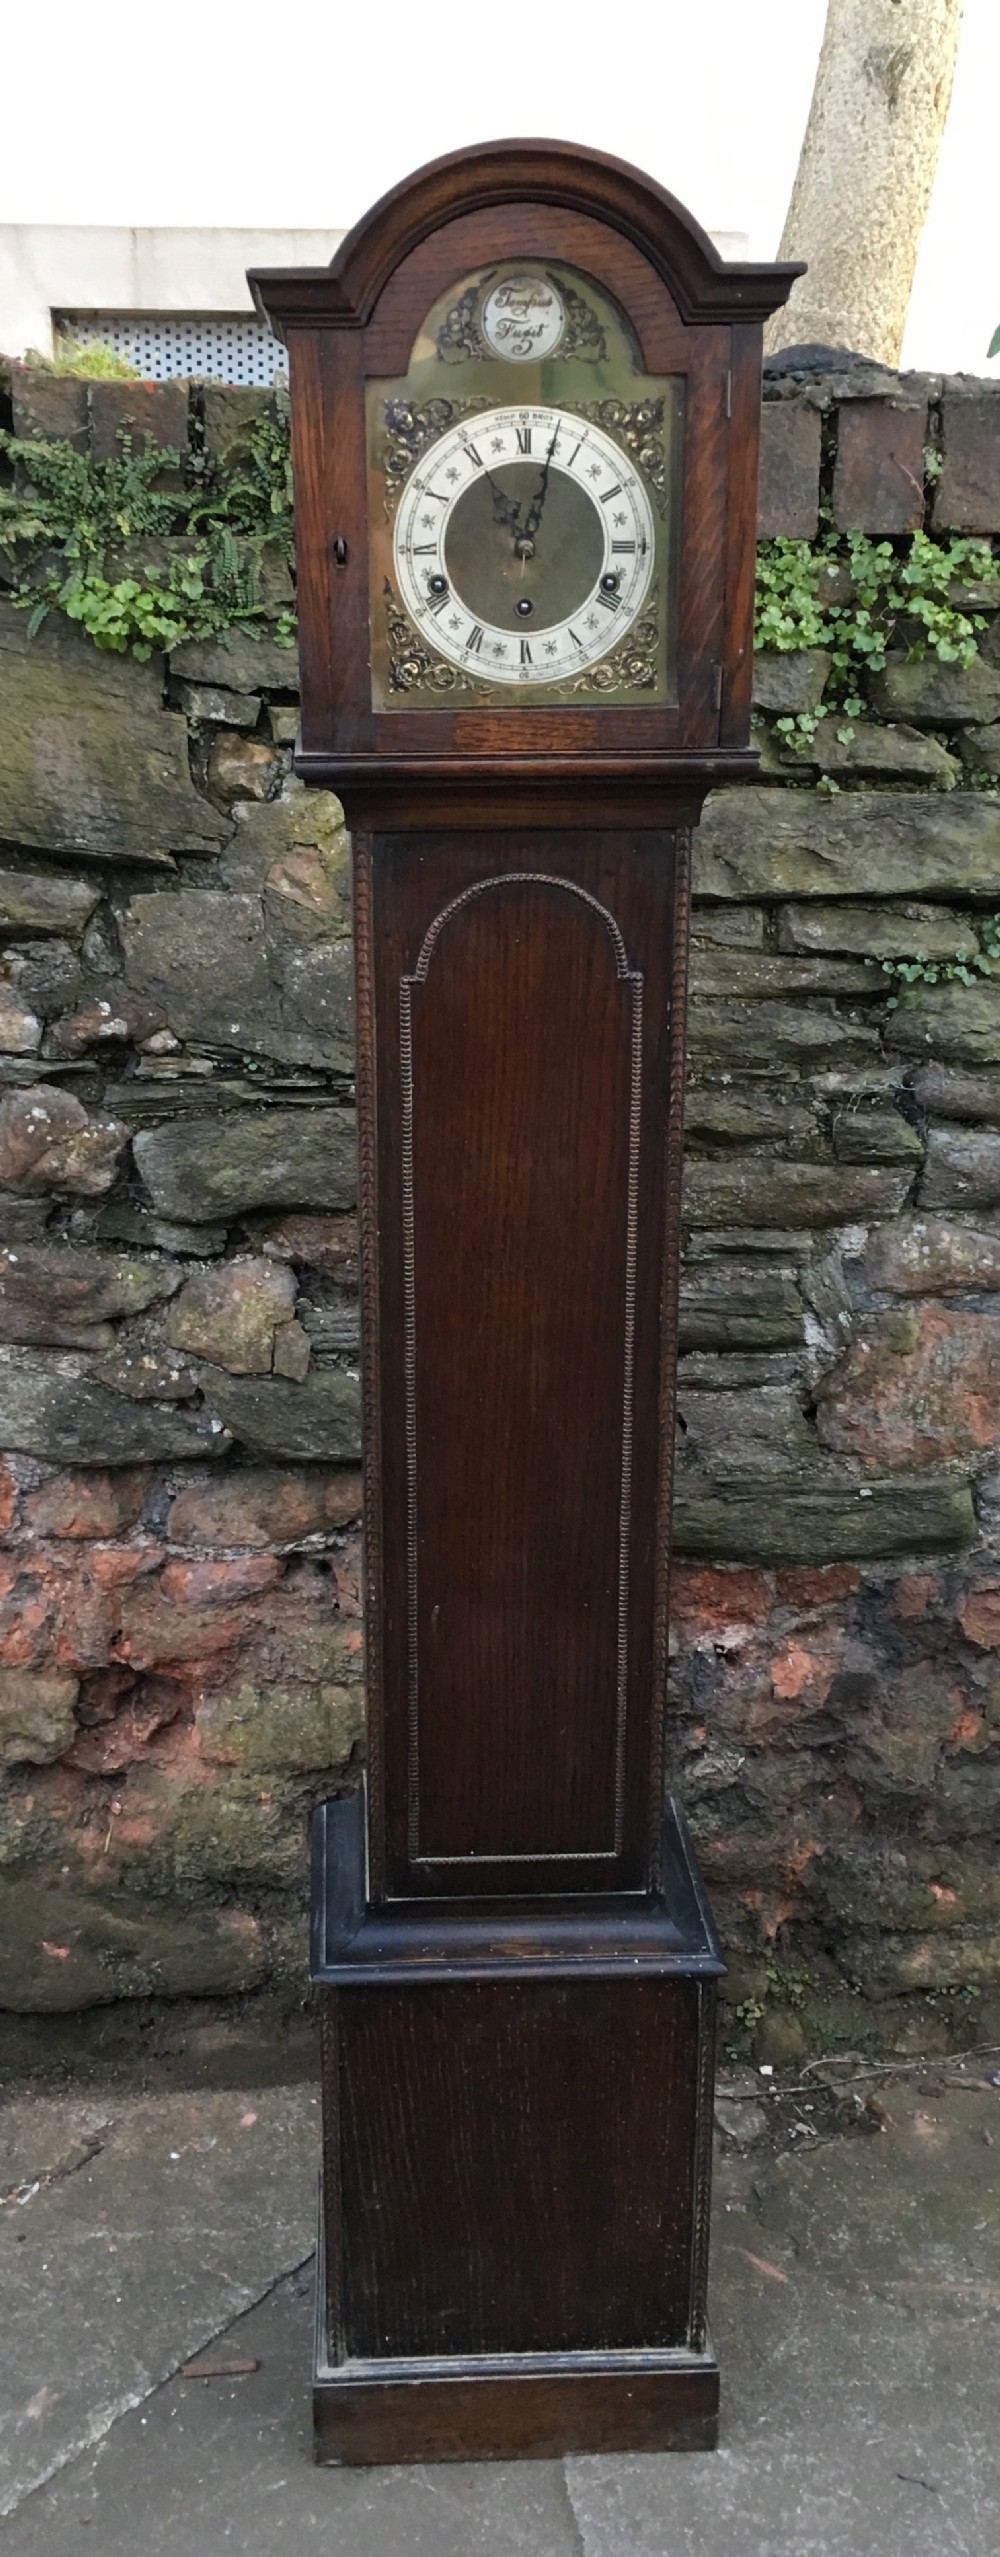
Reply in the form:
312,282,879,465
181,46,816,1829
1,2056,998,2556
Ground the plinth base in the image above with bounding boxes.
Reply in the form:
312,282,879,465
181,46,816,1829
313,2207,719,2462
310,1795,723,2465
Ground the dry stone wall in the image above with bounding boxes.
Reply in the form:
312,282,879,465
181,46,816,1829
2,360,1000,2070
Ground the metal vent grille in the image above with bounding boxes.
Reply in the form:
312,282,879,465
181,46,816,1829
55,313,287,385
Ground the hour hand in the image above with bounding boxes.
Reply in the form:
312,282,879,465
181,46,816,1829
486,478,522,535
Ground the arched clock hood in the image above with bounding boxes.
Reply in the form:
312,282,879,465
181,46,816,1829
251,136,802,333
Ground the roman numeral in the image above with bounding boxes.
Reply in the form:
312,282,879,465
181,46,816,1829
599,483,623,504
520,637,533,664
569,628,584,651
611,540,636,554
466,624,484,653
515,427,532,454
596,589,622,612
463,443,483,468
425,489,447,503
567,440,584,469
426,590,449,615
412,543,436,555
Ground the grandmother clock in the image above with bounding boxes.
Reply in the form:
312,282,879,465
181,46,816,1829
252,144,798,2466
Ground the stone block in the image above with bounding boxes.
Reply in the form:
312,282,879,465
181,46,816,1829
690,904,764,949
808,721,958,787
832,399,926,533
201,386,276,463
0,1349,224,1463
0,1668,78,1766
0,1243,180,1349
200,1366,361,1460
223,786,348,901
96,1205,229,1256
687,998,878,1070
176,683,263,728
10,368,88,449
0,987,41,1054
676,1380,826,1481
169,630,300,693
957,723,1000,777
887,983,1000,1069
815,1303,1000,1465
42,981,169,1062
167,1256,296,1373
268,706,300,745
0,1086,126,1196
133,1107,357,1223
869,654,1000,727
251,1213,359,1283
88,379,189,464
121,887,353,1072
112,1765,305,1896
272,1319,310,1380
909,1061,1000,1123
166,1466,362,1548
89,1334,199,1402
0,869,100,937
24,1469,151,1537
683,1157,911,1230
683,1088,817,1147
672,1475,974,1563
920,1125,1000,1209
677,1263,805,1350
957,1585,1000,1648
690,949,873,999
195,1674,362,1773
831,1106,923,1164
206,732,280,805
934,388,1000,532
756,401,821,538
777,902,979,962
679,1345,808,1393
0,1201,49,1245
751,650,830,714
697,788,1000,901
0,604,226,864
860,1218,1000,1295
0,1882,267,2010
116,1580,254,1670
10,942,82,1024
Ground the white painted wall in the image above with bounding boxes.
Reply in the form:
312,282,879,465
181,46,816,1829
0,228,344,361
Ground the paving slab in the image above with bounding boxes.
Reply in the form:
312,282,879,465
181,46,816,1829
1,2067,998,2556
0,2084,319,2518
567,2074,1000,2557
0,2273,580,2557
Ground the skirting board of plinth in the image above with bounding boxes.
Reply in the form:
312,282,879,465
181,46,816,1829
312,2193,719,2464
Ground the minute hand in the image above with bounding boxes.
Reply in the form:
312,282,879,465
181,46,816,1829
520,430,560,544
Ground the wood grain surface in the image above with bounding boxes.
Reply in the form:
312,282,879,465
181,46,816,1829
334,1976,704,2360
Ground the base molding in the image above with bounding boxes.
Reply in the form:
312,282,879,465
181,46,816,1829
314,2350,720,2464
313,2208,718,2462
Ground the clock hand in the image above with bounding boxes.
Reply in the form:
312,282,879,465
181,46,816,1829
519,427,560,546
467,449,524,536
488,480,523,535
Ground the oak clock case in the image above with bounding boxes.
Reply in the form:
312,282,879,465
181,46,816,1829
250,142,798,2470
369,262,682,709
